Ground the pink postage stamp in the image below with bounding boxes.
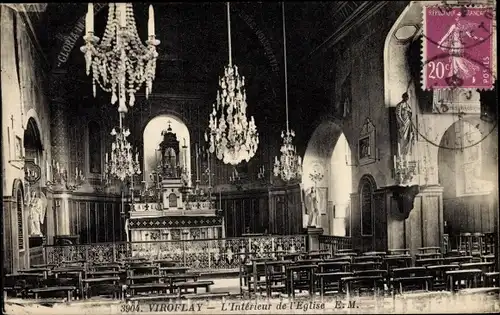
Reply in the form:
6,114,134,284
422,4,495,90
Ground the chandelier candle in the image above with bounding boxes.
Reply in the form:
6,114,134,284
81,3,160,113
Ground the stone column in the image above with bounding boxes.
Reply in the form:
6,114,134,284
49,70,71,237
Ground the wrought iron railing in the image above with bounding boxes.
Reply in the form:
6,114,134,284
318,235,352,254
44,235,307,272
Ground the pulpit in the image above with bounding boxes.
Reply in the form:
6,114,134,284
127,123,224,252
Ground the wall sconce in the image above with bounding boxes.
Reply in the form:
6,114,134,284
393,151,417,185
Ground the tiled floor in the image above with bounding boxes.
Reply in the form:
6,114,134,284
4,278,500,314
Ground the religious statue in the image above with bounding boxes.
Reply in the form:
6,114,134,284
395,93,415,156
306,187,321,227
28,190,47,236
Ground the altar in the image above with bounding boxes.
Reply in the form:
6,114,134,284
127,123,224,244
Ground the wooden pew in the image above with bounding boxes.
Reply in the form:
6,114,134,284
445,269,483,291
174,280,214,294
82,276,121,299
316,272,353,296
341,275,384,296
426,264,460,290
390,267,433,294
286,264,318,298
182,292,230,300
415,258,444,267
29,286,76,301
128,283,172,296
127,293,179,302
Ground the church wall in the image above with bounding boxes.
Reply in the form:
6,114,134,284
297,2,408,250
1,6,51,272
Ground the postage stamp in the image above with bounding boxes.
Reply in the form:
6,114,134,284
422,4,496,90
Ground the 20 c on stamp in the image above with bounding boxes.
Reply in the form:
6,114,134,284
422,4,495,90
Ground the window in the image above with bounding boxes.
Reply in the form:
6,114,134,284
88,121,102,174
16,189,24,250
360,177,374,236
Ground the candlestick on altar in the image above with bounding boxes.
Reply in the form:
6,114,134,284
397,143,401,156
207,152,211,188
195,143,200,182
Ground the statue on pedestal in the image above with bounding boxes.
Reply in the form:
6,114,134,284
305,187,321,228
28,190,47,236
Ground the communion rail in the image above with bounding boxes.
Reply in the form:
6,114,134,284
44,235,307,272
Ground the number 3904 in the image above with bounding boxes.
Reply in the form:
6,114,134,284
428,61,450,79
121,304,140,313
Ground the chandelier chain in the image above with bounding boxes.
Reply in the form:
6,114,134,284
282,2,289,133
227,2,232,67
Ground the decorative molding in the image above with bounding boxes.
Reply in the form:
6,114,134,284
129,216,223,229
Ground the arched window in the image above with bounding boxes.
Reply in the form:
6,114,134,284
88,121,102,174
360,176,375,236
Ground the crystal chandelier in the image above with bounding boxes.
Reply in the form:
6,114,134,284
104,115,141,182
273,3,302,182
81,3,160,113
205,2,259,165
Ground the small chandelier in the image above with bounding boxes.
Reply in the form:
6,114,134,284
206,2,259,165
273,3,302,182
393,147,417,186
81,3,160,113
105,115,141,182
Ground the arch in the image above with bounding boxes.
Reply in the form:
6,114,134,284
12,179,25,252
358,174,377,192
24,108,43,145
143,114,191,186
302,120,354,235
12,178,24,199
438,120,493,197
24,117,43,151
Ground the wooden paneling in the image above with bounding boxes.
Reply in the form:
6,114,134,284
219,185,302,237
443,194,494,234
349,193,361,250
388,196,406,250
67,195,123,244
373,190,387,251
